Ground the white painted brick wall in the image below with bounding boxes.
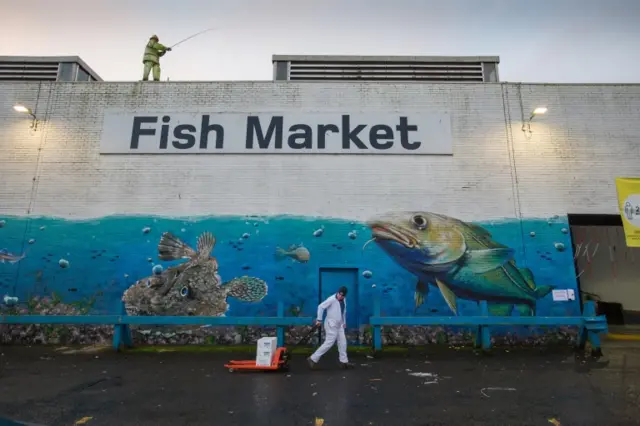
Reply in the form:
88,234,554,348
1,81,639,221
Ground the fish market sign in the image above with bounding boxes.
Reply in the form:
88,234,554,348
99,112,453,155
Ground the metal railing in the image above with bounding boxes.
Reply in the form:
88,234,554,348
369,291,608,352
1,301,313,351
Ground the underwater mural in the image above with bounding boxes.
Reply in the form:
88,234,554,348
122,231,268,316
0,211,580,346
367,212,554,316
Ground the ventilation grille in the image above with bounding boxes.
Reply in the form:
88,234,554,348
0,61,59,81
288,60,485,82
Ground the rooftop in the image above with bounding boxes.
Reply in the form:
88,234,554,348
272,55,500,63
272,55,500,82
0,56,103,82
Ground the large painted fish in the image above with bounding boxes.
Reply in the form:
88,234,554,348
123,231,268,316
366,212,554,316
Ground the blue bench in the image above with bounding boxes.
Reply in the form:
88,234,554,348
369,292,608,353
1,301,313,351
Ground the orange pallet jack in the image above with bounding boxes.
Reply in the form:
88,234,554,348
224,326,318,373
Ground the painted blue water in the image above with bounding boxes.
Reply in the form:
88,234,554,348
0,214,579,323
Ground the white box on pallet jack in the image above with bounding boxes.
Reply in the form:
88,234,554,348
256,337,278,366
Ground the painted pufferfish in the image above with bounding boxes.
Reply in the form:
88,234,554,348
123,232,268,316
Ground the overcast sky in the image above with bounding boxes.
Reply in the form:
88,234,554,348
1,0,639,83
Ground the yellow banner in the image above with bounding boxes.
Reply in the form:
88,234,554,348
615,177,640,247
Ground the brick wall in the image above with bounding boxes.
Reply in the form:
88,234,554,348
2,81,637,221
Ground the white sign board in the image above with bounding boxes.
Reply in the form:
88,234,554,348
99,112,453,155
552,289,569,302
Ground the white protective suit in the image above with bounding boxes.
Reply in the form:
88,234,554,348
310,294,349,364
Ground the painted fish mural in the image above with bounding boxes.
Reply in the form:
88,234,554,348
122,231,268,316
366,211,554,316
0,249,26,264
275,244,311,263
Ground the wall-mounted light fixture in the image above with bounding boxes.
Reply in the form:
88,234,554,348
13,104,39,130
522,106,548,133
530,107,547,119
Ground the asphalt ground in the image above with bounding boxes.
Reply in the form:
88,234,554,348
0,341,638,426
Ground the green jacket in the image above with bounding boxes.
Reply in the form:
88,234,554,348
143,40,168,64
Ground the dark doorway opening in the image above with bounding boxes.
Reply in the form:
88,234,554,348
568,214,639,325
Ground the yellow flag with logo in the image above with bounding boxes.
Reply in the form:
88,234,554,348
615,177,640,247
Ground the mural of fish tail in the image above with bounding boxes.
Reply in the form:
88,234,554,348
223,276,268,302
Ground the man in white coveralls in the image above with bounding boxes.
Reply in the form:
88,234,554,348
307,286,355,369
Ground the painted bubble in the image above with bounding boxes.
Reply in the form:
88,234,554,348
58,259,70,268
147,257,153,263
554,242,565,252
0,220,5,228
348,231,357,240
313,228,324,237
561,228,569,234
362,270,373,279
142,227,151,234
530,232,536,237
28,239,36,244
152,265,163,275
3,295,18,306
181,228,186,233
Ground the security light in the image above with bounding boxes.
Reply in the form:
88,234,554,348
13,105,32,114
13,104,38,130
523,107,549,134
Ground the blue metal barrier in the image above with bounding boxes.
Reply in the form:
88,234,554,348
1,301,313,351
369,291,608,352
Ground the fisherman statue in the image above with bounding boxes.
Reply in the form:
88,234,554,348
142,35,171,81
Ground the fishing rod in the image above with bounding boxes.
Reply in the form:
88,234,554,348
169,27,218,49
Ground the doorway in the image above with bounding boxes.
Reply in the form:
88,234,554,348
318,267,360,329
568,214,640,324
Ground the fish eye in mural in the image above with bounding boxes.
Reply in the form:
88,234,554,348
366,211,555,316
122,231,268,316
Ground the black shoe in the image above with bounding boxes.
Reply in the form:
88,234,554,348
340,362,354,369
307,357,317,369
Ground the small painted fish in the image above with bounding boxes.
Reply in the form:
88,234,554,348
0,249,26,264
275,244,310,263
123,231,268,316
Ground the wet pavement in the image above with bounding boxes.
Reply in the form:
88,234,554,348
0,341,639,426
